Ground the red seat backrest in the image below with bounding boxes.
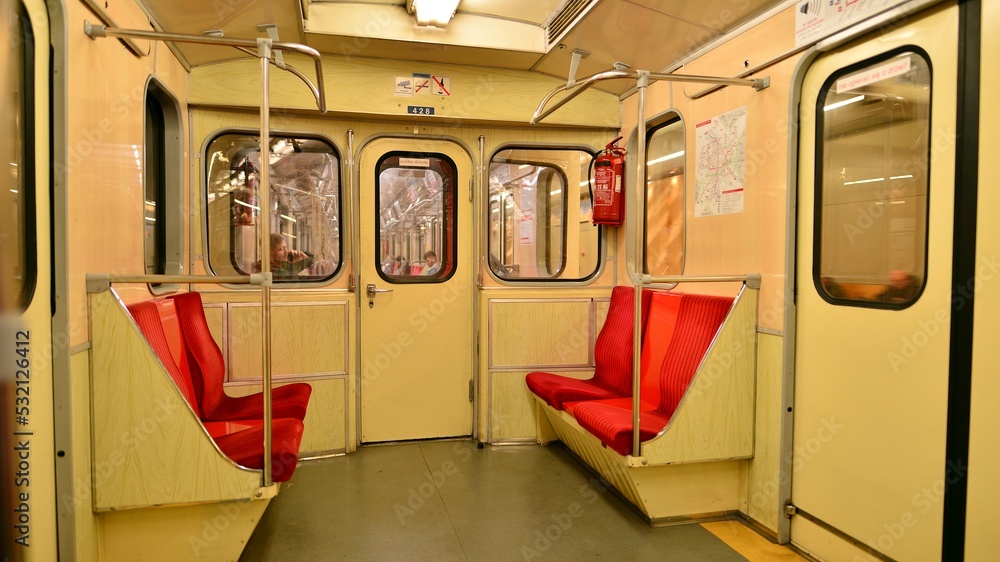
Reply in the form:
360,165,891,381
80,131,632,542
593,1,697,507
168,292,228,418
655,294,733,417
593,286,653,397
127,300,202,416
638,291,683,407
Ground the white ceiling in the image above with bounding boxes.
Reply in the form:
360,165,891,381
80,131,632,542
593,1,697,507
139,0,783,95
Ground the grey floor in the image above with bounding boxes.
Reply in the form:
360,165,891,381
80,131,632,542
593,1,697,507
240,441,752,561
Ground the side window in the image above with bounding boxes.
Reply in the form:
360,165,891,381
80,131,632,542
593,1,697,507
644,113,685,276
204,133,342,283
488,147,598,281
815,50,931,308
143,79,182,293
1,5,34,312
376,153,455,282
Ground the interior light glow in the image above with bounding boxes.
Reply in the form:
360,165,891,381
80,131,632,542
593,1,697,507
647,150,685,165
823,95,865,112
549,189,562,196
889,174,914,180
233,198,260,211
843,177,885,186
408,0,459,27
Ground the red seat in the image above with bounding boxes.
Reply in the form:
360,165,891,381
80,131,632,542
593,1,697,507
128,300,303,482
573,294,733,456
526,286,653,409
168,292,312,422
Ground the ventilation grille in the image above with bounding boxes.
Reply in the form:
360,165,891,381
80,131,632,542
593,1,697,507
543,0,597,47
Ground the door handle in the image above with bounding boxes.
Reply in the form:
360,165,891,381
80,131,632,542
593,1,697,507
366,283,393,298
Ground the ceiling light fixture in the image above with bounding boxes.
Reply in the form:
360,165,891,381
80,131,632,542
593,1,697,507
406,0,460,28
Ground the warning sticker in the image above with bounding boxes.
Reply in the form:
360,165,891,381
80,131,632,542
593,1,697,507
432,75,451,96
394,76,413,97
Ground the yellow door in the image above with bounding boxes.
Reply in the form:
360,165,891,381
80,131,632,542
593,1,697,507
358,138,473,442
793,5,958,561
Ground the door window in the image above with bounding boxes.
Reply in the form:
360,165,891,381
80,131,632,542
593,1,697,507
814,49,932,308
376,153,456,282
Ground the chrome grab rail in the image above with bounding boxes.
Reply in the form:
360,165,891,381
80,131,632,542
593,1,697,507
83,22,328,114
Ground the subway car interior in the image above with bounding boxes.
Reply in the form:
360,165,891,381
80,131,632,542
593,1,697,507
0,0,997,560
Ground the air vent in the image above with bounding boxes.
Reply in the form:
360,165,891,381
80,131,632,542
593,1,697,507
543,0,598,48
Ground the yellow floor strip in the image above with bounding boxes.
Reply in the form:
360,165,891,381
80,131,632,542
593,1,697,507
702,520,808,561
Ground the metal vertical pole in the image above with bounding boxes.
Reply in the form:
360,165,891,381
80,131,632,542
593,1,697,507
632,70,650,457
257,38,274,487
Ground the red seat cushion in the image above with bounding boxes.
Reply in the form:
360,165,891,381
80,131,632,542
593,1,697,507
525,286,652,409
573,293,733,456
211,418,305,482
563,396,657,417
168,292,312,422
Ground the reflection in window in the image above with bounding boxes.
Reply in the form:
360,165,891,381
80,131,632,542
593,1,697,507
488,148,598,281
376,153,455,282
815,50,930,307
644,114,685,276
204,134,341,282
144,94,165,275
0,6,33,312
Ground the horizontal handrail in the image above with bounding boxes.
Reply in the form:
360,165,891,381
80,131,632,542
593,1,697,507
83,22,328,113
86,273,268,293
530,69,768,125
639,274,761,288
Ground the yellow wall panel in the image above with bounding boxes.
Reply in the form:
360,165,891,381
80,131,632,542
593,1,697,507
490,370,593,441
69,349,100,561
489,300,592,367
229,303,347,380
226,378,347,454
189,53,620,128
746,332,782,532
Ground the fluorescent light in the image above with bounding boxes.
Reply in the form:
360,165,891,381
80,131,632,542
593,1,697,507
233,198,260,211
280,214,297,223
579,180,590,187
408,0,459,27
549,189,562,196
647,150,685,165
890,174,913,180
824,95,865,112
844,177,884,186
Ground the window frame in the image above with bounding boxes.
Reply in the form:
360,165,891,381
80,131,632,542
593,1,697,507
143,77,183,295
201,129,345,287
812,46,933,310
374,151,458,284
641,110,687,277
486,144,602,284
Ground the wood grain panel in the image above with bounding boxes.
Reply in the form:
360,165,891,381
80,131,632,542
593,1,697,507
226,378,347,454
746,332,783,532
642,288,758,465
101,499,270,562
490,300,592,367
490,370,593,441
70,350,100,561
90,291,262,510
189,54,620,128
229,303,347,380
536,397,741,521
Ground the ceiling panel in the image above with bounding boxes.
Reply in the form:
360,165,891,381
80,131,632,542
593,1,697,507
624,0,779,32
532,1,723,94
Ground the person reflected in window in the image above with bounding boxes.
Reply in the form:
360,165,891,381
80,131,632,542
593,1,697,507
423,251,441,276
882,270,921,303
264,233,312,276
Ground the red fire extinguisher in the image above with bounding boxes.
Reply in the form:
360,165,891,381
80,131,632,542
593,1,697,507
591,136,626,226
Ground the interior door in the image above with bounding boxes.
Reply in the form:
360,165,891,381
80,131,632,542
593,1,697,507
792,5,958,561
358,138,473,443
